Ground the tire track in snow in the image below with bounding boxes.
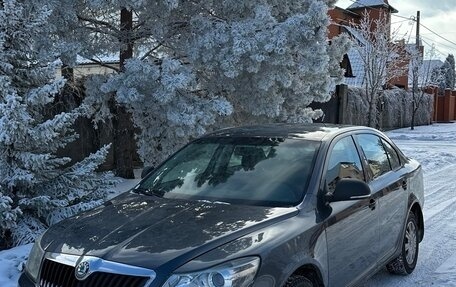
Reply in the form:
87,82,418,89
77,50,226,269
422,163,456,221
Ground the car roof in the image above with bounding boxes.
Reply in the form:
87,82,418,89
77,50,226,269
204,123,374,142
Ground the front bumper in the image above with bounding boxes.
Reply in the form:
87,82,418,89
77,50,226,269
17,272,35,287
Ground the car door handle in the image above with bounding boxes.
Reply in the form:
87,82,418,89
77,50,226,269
402,180,408,190
368,198,376,210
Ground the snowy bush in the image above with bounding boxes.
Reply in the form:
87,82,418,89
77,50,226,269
346,87,369,126
345,86,433,129
0,0,117,247
381,88,433,129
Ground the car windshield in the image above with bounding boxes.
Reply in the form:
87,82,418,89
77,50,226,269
136,137,320,207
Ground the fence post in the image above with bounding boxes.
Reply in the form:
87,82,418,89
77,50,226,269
444,89,452,122
338,84,348,124
452,90,456,121
432,87,438,122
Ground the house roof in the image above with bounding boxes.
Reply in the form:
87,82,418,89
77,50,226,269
338,25,366,87
77,54,119,65
332,6,362,18
347,0,398,13
344,47,365,87
343,25,368,46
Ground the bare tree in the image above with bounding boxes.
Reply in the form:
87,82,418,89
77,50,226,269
409,46,437,130
350,11,408,127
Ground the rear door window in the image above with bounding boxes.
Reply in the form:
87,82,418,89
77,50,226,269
355,134,391,179
381,139,401,170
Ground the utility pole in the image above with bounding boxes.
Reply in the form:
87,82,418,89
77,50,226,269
411,11,420,130
416,11,420,51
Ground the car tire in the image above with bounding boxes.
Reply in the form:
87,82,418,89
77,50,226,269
386,212,419,275
285,275,314,287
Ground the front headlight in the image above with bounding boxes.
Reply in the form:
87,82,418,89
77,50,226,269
25,235,45,282
163,257,260,287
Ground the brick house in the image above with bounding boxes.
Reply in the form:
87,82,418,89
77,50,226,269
329,1,456,123
328,0,413,89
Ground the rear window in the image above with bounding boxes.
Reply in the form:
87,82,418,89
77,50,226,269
137,137,320,207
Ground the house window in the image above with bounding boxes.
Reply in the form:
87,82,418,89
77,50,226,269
341,54,354,78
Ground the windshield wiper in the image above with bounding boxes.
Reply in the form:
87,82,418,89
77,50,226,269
133,187,165,197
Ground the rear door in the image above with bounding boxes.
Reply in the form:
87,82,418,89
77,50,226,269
354,134,408,262
324,135,379,287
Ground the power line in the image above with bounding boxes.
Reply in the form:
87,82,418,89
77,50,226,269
391,14,415,21
421,31,456,36
421,38,447,57
391,18,412,25
419,23,456,48
420,35,456,52
341,0,456,51
393,11,456,49
338,0,456,59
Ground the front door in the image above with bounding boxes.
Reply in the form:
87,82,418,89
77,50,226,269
355,134,408,261
324,136,379,286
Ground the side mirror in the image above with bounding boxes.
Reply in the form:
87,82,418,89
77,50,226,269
328,178,371,203
141,166,155,179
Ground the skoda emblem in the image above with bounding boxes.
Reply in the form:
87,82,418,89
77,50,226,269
75,261,90,280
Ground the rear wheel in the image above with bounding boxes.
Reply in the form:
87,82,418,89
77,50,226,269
386,212,419,275
285,275,314,287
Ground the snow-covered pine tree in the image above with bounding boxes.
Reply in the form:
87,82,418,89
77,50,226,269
444,54,455,90
0,0,117,247
46,0,349,166
431,65,445,91
431,54,455,91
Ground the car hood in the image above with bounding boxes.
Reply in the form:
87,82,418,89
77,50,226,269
42,192,298,270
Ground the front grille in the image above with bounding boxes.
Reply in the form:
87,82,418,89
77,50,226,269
39,259,149,287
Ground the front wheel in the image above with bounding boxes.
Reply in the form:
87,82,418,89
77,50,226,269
386,212,419,275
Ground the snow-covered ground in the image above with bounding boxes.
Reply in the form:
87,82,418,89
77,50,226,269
2,123,456,286
0,243,31,287
0,177,140,287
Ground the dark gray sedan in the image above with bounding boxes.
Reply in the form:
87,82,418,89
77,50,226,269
19,124,424,287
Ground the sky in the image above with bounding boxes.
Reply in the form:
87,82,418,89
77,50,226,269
335,0,456,61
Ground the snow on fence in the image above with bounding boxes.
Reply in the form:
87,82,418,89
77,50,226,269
345,86,433,129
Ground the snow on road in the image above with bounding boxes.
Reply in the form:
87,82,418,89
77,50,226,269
1,123,456,287
0,244,31,287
